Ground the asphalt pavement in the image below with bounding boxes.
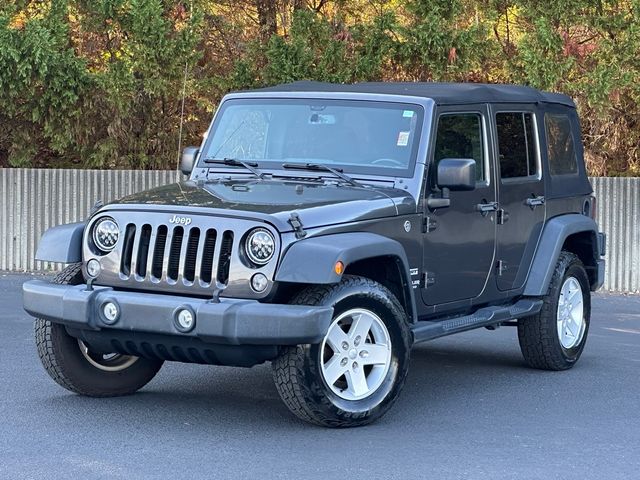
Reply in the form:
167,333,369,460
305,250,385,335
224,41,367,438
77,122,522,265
1,273,639,480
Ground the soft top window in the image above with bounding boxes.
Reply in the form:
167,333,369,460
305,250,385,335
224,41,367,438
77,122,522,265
545,113,578,175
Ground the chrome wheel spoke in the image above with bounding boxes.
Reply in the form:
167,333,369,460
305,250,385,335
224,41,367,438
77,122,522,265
359,343,390,366
348,313,373,342
325,324,350,352
323,354,347,385
567,286,580,303
345,367,369,398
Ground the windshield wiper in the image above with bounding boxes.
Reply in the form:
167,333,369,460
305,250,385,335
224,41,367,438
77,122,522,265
282,163,361,187
203,157,265,179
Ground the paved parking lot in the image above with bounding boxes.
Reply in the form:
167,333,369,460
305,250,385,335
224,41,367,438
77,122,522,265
1,273,639,479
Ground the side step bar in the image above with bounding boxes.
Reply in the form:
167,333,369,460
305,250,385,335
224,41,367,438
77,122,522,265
411,299,543,345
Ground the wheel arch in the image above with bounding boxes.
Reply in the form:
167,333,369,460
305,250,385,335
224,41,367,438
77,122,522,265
275,232,417,323
524,214,601,296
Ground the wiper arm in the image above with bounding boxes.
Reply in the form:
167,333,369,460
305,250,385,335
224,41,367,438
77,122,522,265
204,157,265,179
282,163,361,187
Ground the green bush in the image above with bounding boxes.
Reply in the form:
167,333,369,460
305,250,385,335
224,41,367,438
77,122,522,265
0,0,638,175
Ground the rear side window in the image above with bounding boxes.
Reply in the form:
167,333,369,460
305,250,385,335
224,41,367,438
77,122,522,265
434,113,485,182
545,113,578,175
496,112,538,180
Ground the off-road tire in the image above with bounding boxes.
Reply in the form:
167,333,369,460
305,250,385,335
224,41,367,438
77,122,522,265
34,263,163,397
272,275,411,427
518,252,591,370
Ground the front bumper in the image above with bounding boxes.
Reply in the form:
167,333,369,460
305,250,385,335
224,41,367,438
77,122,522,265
23,280,333,346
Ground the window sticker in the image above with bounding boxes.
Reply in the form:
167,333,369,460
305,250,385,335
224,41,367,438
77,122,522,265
403,110,415,118
397,131,410,146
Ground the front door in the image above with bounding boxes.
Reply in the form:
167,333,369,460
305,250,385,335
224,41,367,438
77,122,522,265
491,106,546,291
422,106,497,306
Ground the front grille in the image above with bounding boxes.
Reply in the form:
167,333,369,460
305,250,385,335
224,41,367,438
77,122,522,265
119,222,234,287
86,211,279,298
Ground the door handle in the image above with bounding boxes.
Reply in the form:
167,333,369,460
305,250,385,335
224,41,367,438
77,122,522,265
476,201,498,216
525,195,545,208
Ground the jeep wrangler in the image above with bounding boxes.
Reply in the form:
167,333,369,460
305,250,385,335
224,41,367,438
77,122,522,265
23,82,605,427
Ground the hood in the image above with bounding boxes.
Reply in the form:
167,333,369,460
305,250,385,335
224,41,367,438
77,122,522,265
108,179,417,231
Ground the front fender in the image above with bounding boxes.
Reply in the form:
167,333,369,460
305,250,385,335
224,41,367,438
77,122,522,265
276,232,409,283
35,222,85,263
275,232,417,322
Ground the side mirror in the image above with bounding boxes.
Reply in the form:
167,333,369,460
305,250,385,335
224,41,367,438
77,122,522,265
437,158,476,191
180,146,199,175
427,158,476,210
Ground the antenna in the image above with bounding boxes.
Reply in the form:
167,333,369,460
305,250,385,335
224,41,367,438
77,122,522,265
177,61,188,171
176,0,193,172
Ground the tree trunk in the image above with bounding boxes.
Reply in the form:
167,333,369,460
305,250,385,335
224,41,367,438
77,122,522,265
256,0,277,41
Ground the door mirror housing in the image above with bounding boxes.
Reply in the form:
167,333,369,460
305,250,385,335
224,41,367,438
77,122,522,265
180,147,199,175
436,158,476,191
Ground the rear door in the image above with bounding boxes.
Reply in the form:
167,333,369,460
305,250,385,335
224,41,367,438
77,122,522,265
491,105,546,291
421,105,497,305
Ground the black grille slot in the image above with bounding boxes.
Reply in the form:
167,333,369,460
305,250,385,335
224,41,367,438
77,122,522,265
120,224,136,276
217,230,234,285
167,226,184,280
151,225,167,279
183,228,200,282
136,224,152,277
200,229,217,283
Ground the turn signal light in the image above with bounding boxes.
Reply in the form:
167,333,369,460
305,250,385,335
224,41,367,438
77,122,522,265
334,261,344,275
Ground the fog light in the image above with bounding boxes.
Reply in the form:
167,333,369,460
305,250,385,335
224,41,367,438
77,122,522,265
251,273,269,293
86,258,101,278
102,301,119,324
175,308,195,332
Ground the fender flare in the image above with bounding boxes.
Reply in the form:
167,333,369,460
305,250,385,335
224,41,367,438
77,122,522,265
35,222,85,263
275,232,417,322
523,214,599,296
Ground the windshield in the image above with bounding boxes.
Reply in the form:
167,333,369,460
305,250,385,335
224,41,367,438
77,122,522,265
199,98,424,177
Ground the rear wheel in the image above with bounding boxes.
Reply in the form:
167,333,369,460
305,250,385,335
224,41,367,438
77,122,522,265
35,263,163,396
272,275,411,427
518,252,591,370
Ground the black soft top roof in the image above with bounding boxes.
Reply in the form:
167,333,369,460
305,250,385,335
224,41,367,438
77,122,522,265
253,81,575,107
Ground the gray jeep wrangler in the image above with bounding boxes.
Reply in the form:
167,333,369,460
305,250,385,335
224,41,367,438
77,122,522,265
23,82,605,427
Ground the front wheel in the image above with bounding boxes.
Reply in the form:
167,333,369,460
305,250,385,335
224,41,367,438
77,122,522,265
34,263,163,397
272,276,411,427
518,251,591,370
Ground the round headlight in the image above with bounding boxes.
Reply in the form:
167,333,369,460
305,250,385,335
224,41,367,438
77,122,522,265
93,217,119,252
245,228,275,265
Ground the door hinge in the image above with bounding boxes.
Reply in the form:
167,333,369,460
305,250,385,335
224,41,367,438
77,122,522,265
422,216,438,233
496,260,507,276
421,272,436,288
497,209,509,225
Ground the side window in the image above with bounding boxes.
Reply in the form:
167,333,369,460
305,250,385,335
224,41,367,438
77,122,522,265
496,112,538,180
545,113,578,175
433,113,485,182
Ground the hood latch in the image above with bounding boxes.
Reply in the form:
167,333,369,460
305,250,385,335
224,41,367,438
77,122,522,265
288,212,307,239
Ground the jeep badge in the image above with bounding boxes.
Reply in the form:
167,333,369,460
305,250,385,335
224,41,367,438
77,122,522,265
169,215,192,226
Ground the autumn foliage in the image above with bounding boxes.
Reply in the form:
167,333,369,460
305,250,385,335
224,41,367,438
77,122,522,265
0,0,638,175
